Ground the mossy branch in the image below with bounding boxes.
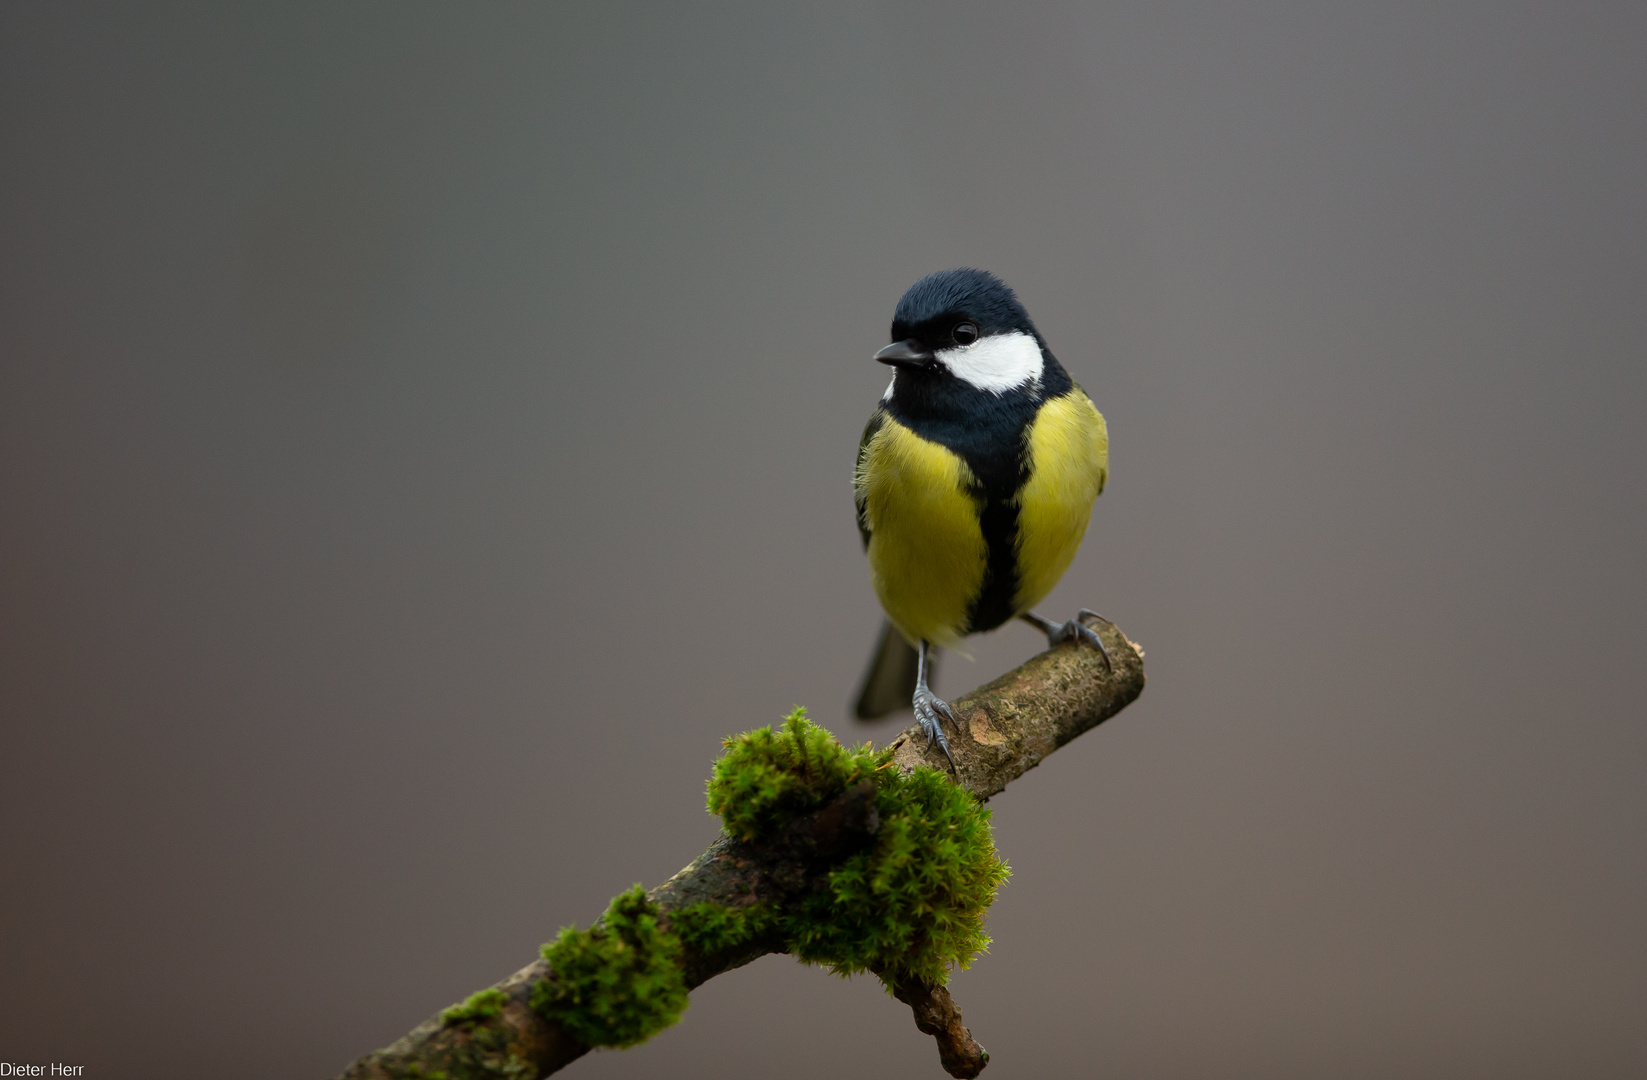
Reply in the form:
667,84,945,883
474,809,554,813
332,623,1145,1080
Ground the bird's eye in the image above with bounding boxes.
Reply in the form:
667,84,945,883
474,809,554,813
952,322,979,346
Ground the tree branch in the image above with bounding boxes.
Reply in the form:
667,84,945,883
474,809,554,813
334,622,1145,1080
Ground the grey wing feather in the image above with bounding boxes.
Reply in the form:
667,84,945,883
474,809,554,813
854,409,885,550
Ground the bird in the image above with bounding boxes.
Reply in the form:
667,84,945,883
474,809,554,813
852,268,1111,768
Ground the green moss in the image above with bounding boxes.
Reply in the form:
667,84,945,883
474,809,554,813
445,1021,532,1080
707,708,1010,990
530,885,689,1048
525,709,1008,1057
670,901,780,955
389,1018,531,1080
707,707,891,842
787,765,1009,988
441,987,508,1026
390,1066,446,1080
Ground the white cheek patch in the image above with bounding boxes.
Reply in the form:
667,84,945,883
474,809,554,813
937,331,1044,394
882,375,896,401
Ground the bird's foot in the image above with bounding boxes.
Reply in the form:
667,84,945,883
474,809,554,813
1031,609,1114,670
912,687,960,773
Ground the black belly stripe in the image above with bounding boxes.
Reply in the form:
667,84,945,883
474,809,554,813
966,484,1022,634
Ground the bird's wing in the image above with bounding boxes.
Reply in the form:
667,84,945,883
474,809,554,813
853,408,886,550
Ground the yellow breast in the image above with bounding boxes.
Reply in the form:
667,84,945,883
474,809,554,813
1013,389,1108,613
855,415,987,648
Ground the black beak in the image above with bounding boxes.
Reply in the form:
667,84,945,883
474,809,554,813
874,339,934,370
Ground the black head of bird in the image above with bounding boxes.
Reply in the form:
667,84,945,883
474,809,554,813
873,268,1053,397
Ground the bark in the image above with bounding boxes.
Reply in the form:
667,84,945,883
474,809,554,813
334,622,1145,1080
889,979,990,1079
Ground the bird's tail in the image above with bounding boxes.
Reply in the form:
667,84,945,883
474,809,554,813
852,620,930,720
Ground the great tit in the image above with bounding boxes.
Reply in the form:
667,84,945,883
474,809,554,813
852,268,1111,767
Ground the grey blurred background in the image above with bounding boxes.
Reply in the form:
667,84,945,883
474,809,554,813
3,3,1644,1077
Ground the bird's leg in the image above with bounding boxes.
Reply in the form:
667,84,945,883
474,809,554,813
911,640,959,773
1020,609,1113,670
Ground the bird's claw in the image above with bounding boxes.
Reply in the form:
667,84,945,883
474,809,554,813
1048,609,1113,670
913,688,959,772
